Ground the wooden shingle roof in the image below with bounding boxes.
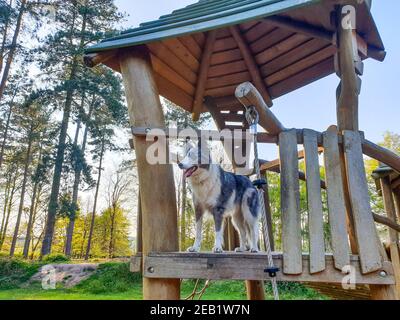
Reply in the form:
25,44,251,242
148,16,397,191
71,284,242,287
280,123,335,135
85,0,385,117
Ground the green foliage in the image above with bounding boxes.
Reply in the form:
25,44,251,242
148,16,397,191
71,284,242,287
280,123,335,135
42,253,70,263
76,263,141,294
0,257,41,290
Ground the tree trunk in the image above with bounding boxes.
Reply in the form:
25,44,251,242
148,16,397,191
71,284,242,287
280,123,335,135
65,102,92,256
0,174,17,250
84,137,105,260
0,176,11,240
108,204,116,258
10,129,34,257
0,0,13,74
23,147,42,258
0,0,27,101
0,103,13,170
41,5,88,256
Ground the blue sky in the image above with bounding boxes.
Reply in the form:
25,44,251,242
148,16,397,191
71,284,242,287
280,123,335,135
115,0,400,145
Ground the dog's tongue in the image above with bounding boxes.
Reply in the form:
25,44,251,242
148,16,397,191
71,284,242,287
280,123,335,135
184,166,197,178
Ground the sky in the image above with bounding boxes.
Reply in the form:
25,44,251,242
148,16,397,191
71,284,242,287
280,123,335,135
114,0,400,148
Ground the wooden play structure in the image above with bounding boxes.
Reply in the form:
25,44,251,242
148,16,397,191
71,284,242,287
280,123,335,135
84,0,400,299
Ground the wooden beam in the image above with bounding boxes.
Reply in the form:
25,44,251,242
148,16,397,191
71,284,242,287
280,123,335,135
143,252,395,285
235,82,285,135
83,51,117,68
264,15,386,62
336,8,360,132
380,176,400,299
119,47,180,299
362,140,400,174
343,131,382,274
229,25,273,107
279,129,302,275
192,30,217,121
260,147,324,172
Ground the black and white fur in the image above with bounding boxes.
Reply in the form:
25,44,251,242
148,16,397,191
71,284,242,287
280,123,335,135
178,142,260,253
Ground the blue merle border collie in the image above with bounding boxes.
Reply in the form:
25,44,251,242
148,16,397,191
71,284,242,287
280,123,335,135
178,141,260,253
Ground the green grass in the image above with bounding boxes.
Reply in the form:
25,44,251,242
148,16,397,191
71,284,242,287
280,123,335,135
0,258,327,300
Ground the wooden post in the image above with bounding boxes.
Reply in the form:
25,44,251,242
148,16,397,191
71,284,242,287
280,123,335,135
136,191,143,252
119,47,180,300
380,177,400,299
333,5,360,254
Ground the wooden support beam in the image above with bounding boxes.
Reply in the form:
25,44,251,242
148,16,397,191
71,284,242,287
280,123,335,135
335,8,360,132
373,213,400,233
380,176,400,299
119,47,180,300
264,15,386,62
260,147,324,172
235,82,285,135
83,50,117,68
143,252,395,285
229,25,273,107
192,30,217,121
362,140,400,174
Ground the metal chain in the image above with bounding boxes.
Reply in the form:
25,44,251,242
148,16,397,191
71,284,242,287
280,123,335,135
245,106,279,300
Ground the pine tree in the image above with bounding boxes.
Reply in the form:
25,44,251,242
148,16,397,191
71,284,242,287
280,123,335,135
39,0,123,256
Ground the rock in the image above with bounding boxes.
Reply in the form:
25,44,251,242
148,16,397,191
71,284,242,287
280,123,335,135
30,263,99,288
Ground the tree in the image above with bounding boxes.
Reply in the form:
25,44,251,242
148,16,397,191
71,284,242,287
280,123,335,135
105,168,132,258
39,0,123,256
9,91,52,256
64,66,126,257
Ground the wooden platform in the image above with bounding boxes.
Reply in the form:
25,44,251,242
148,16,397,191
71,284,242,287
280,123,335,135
132,252,395,286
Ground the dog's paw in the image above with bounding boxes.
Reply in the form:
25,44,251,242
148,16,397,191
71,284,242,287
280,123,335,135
187,246,200,252
234,247,246,252
213,246,223,253
250,248,259,253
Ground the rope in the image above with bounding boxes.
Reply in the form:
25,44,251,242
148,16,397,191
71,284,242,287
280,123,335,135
245,106,280,300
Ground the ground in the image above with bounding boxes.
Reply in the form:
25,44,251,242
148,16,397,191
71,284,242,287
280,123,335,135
0,258,327,300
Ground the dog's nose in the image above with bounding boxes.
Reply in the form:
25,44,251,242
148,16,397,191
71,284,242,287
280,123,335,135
178,162,184,169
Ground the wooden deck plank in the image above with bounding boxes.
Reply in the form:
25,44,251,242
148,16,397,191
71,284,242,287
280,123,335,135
303,129,325,274
141,252,394,285
279,129,302,274
343,130,383,274
323,129,351,270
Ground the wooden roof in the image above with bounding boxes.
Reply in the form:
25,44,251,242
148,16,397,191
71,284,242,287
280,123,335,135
85,0,385,118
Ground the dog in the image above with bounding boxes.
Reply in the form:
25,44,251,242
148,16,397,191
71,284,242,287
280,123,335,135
178,141,260,253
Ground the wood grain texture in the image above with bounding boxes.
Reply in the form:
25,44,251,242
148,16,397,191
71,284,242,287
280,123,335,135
229,25,273,107
303,129,325,273
343,130,382,274
143,252,395,285
192,30,218,120
279,129,302,275
323,129,350,270
119,48,180,299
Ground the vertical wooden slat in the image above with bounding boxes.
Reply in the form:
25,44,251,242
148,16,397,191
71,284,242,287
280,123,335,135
279,129,302,275
303,129,325,273
380,177,400,299
343,130,382,274
323,129,350,270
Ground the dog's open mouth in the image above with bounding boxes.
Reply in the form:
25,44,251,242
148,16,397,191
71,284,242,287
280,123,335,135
184,166,198,178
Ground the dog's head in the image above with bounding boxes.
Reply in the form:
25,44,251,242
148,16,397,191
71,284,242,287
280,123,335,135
178,140,211,178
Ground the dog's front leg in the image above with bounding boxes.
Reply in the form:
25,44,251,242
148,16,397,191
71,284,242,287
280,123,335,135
212,207,224,253
187,203,203,252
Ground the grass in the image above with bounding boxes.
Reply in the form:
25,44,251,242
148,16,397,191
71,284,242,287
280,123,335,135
0,257,327,300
